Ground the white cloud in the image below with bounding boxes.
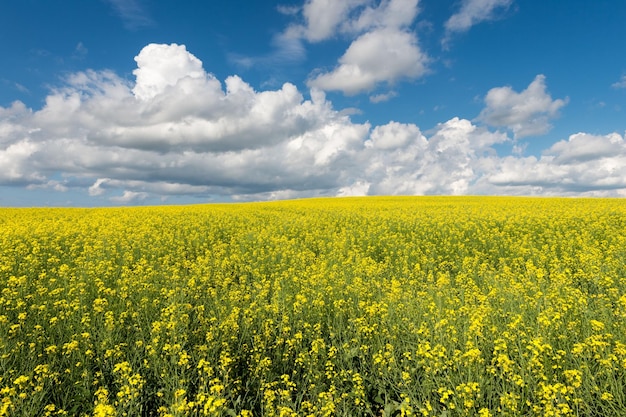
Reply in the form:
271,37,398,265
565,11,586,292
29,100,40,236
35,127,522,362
282,0,426,95
369,91,397,103
110,190,149,204
287,0,420,43
0,101,31,144
295,0,368,42
88,178,108,196
357,118,508,196
337,180,370,197
0,44,370,201
2,43,626,204
342,0,420,33
367,121,423,150
307,28,428,94
132,43,206,101
612,75,626,89
548,132,624,164
0,140,42,184
26,45,339,154
478,75,568,138
444,0,513,38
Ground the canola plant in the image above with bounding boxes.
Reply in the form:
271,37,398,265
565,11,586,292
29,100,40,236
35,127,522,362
1,197,626,416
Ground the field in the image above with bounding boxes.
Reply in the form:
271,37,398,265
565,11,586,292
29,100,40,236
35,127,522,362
1,196,626,416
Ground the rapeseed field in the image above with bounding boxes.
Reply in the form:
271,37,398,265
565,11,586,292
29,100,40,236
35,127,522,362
1,196,626,416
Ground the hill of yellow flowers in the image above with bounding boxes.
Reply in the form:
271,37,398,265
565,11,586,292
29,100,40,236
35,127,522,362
1,196,626,416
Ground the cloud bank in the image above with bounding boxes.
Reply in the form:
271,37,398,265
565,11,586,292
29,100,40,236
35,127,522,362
1,43,625,204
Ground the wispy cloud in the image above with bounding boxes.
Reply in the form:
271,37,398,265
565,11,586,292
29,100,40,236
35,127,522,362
443,0,513,47
104,0,154,29
2,78,30,95
276,4,300,16
72,42,88,60
14,82,29,94
369,91,398,103
229,30,306,70
612,75,626,89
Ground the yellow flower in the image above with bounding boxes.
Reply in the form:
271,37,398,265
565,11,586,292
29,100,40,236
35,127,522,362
12,375,29,388
601,392,614,401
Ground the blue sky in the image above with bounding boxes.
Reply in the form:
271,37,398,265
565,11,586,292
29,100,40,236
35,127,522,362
1,0,625,206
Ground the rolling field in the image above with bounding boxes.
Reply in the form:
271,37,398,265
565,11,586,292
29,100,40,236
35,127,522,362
1,197,626,416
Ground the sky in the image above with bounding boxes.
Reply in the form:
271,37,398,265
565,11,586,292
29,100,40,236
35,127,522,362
1,0,625,206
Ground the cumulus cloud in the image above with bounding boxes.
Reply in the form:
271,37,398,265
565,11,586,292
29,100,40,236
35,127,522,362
2,43,626,204
337,180,371,197
342,0,420,34
0,140,42,184
296,0,368,42
477,74,568,138
282,0,428,95
548,132,625,164
348,118,509,196
132,43,206,101
444,0,513,43
0,44,369,201
286,0,419,40
308,28,427,94
26,45,338,154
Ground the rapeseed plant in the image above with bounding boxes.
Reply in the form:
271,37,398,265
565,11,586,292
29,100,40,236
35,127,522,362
1,197,625,415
